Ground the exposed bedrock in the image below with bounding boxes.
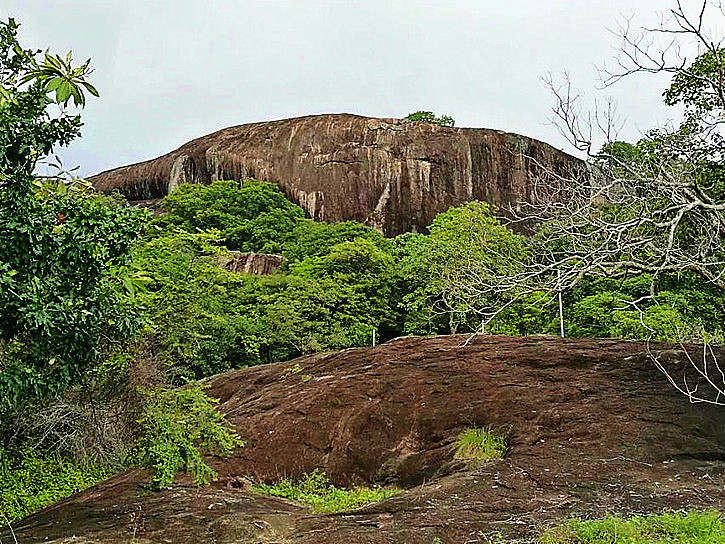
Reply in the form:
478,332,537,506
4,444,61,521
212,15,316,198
7,336,725,544
89,114,580,236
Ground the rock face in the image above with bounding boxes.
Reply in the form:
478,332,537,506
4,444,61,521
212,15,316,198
220,252,284,275
89,114,579,236
9,336,724,544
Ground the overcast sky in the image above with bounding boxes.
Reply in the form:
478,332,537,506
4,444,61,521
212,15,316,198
3,1,719,177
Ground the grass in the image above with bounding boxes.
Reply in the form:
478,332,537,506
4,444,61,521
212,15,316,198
540,511,725,544
0,451,110,523
453,426,508,462
251,470,399,513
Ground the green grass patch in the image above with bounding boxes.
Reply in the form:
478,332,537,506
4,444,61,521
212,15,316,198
453,426,508,461
540,511,725,544
0,451,110,523
252,470,399,513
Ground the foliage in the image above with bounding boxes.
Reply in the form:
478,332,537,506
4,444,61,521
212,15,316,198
153,179,305,253
136,179,723,385
135,208,400,380
0,17,146,413
127,384,244,490
131,230,267,379
282,219,389,265
0,183,147,410
252,470,399,513
664,48,725,115
540,511,725,544
0,17,96,195
0,450,109,522
418,201,525,333
453,426,508,462
390,233,449,335
404,111,455,127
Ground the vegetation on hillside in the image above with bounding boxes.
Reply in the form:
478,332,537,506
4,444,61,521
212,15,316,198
404,110,455,127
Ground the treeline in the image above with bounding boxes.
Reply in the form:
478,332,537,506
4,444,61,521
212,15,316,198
137,178,725,384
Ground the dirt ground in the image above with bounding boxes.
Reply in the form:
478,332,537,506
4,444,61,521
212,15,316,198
5,335,725,543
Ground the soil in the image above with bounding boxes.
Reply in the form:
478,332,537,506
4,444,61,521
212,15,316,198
4,335,725,543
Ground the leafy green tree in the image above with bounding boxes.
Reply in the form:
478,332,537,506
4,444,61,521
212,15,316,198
153,179,305,253
392,202,524,334
0,18,144,411
404,110,455,127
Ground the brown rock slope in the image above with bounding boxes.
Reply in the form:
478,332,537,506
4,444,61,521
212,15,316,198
89,114,579,235
7,336,724,543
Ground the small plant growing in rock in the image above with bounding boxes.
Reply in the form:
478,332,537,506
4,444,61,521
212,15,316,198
453,426,508,462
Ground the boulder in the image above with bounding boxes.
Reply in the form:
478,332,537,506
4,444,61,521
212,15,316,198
89,114,580,236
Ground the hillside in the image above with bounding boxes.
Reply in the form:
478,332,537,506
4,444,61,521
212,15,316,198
7,335,724,543
88,114,579,235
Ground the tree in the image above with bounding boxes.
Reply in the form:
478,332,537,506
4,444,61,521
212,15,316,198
0,18,145,411
404,111,455,127
153,179,306,254
398,202,526,334
452,1,725,405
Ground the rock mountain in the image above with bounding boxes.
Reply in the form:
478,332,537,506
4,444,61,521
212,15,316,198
89,114,578,236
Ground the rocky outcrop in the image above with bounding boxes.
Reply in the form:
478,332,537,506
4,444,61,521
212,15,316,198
9,336,725,544
89,114,580,236
220,252,284,275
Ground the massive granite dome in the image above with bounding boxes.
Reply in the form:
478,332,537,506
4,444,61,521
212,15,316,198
89,114,579,236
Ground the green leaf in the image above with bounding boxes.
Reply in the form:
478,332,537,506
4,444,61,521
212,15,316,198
45,76,63,92
56,80,71,104
82,81,99,97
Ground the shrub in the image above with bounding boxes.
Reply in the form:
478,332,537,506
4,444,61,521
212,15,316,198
453,426,508,462
0,183,147,411
127,384,244,490
252,470,399,513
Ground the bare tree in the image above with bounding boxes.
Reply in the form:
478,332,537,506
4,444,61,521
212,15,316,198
445,1,725,405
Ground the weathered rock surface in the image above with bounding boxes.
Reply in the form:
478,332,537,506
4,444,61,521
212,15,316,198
219,251,284,275
8,335,724,543
89,114,579,235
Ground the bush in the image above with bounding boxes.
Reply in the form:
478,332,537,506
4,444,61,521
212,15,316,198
252,470,399,513
127,384,244,490
0,184,147,411
404,111,455,127
453,426,508,462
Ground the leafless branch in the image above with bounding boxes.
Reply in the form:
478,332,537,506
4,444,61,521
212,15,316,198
444,1,725,405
